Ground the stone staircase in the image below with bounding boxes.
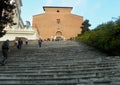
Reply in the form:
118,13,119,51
0,41,120,85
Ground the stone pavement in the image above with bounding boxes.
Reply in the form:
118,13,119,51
0,40,120,85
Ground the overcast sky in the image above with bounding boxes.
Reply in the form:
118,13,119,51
21,0,120,29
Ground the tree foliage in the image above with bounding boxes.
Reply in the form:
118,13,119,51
76,18,120,55
81,19,91,34
0,0,15,37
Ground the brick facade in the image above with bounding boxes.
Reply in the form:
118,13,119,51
32,6,83,41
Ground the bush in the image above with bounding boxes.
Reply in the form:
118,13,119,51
76,19,120,55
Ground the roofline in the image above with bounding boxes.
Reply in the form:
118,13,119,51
43,6,73,11
33,13,45,17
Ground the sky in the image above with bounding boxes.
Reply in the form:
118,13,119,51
21,0,120,29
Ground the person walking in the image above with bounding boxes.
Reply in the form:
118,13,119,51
1,40,9,66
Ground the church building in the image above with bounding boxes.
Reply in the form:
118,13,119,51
32,6,83,41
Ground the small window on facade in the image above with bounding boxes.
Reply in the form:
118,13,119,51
57,10,60,13
56,19,60,24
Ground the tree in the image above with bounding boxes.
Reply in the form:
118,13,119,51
81,19,91,34
0,0,15,37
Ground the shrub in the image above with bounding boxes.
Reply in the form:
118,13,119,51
76,19,120,55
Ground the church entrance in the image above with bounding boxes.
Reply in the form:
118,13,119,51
53,31,64,41
55,36,63,41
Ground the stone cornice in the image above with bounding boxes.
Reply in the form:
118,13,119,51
5,28,35,34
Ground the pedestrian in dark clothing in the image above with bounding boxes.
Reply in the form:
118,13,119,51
17,38,23,49
25,39,28,45
38,39,42,47
1,40,9,66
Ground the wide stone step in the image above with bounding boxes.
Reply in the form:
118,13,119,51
0,78,78,84
5,61,117,67
0,84,77,85
0,66,116,74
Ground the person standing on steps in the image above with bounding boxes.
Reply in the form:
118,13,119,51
25,39,28,45
38,38,42,47
17,38,23,49
1,40,10,66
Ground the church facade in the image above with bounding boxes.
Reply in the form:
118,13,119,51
32,6,83,41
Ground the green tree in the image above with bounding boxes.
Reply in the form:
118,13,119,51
114,18,120,37
81,19,91,34
0,0,15,37
76,18,120,55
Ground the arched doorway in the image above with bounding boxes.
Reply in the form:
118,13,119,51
54,31,64,41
